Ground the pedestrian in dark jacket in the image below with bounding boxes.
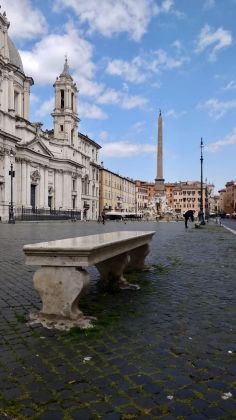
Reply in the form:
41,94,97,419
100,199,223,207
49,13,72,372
184,210,195,228
101,211,106,225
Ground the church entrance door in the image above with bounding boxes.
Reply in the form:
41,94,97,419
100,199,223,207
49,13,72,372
31,185,36,211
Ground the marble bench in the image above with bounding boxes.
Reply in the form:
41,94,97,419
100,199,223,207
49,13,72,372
23,230,155,330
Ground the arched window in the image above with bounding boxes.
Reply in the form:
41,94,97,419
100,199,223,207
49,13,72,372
60,90,64,109
71,128,74,146
71,92,74,110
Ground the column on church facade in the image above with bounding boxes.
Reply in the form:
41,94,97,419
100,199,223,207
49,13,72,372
8,72,14,111
54,86,59,109
19,92,22,117
39,166,45,208
2,73,9,112
69,92,72,110
21,160,27,206
26,162,31,206
15,159,21,205
23,81,30,119
68,173,72,209
54,170,63,209
76,176,82,211
44,167,48,208
73,92,77,113
62,171,69,209
53,170,58,209
4,154,11,204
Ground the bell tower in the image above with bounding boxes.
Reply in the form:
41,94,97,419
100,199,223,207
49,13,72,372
52,58,80,145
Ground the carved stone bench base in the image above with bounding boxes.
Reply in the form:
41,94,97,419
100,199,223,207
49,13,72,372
96,244,150,291
31,266,91,329
28,312,96,331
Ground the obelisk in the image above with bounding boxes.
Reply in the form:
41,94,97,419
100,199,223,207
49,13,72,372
155,110,165,194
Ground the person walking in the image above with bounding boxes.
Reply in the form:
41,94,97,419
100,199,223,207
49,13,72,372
101,211,106,225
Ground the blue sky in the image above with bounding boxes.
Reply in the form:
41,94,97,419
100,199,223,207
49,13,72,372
3,0,236,192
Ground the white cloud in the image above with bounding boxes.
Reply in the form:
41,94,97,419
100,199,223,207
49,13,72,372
106,49,186,83
1,0,47,40
198,98,236,119
36,97,54,117
195,25,233,61
97,88,148,110
166,109,187,119
21,21,152,112
224,80,236,90
54,0,177,41
99,131,109,141
54,0,159,41
203,0,216,11
101,141,156,157
171,40,182,52
206,128,236,152
97,89,121,105
131,121,146,132
79,102,108,119
29,93,40,105
20,19,148,116
148,49,186,72
20,23,95,86
77,77,104,98
121,95,148,109
161,0,174,13
106,58,146,83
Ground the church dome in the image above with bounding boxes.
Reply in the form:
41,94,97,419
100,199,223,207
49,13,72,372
7,35,24,73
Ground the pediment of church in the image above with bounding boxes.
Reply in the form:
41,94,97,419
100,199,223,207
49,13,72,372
26,138,54,157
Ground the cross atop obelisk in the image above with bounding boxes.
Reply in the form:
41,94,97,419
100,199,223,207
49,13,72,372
155,110,165,193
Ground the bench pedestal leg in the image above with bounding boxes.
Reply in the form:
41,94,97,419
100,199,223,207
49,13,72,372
127,244,150,271
29,267,94,330
96,253,140,291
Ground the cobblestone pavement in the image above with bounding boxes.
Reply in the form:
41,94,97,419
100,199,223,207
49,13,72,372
0,220,235,419
220,219,236,234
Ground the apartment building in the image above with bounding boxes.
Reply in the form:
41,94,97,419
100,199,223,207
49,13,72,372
165,181,214,215
218,181,236,215
135,181,148,215
99,167,135,214
165,183,176,208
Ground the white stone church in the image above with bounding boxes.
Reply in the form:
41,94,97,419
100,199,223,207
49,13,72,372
0,10,101,222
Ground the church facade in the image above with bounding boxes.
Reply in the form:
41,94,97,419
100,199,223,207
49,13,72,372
0,11,100,222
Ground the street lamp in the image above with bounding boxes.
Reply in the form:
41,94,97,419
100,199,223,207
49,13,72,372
198,138,205,225
205,179,209,222
8,148,15,224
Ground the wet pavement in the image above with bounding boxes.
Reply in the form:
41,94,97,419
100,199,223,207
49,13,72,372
0,220,235,419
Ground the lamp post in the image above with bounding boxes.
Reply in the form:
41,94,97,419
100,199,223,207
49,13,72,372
8,148,15,224
205,179,209,222
198,138,205,225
